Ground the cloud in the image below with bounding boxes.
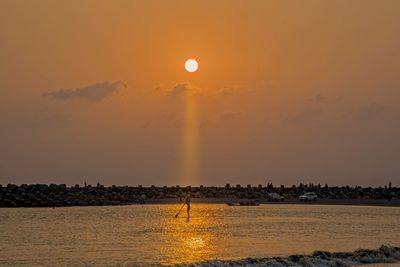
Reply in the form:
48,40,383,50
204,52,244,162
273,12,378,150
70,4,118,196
209,86,241,97
354,103,390,121
286,108,323,124
42,81,126,102
201,111,244,128
166,84,246,97
314,94,326,103
169,83,192,96
219,111,244,122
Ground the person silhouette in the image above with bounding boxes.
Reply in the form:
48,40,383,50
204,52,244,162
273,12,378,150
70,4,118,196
184,192,191,218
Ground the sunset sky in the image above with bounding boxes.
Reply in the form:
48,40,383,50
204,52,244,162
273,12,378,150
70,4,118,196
1,0,399,186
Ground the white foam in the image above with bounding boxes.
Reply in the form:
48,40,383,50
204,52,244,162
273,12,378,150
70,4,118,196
176,245,400,267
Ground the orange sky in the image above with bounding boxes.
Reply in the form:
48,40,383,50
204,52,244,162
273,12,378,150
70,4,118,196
1,0,400,186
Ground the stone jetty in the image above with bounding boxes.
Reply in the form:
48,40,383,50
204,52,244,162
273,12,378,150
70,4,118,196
0,183,398,207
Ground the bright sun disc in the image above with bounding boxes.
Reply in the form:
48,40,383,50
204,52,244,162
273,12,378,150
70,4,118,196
185,59,198,72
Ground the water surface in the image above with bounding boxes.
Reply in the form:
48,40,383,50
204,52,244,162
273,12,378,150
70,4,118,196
0,204,399,266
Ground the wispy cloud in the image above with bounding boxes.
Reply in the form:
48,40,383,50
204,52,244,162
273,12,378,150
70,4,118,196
286,108,323,124
209,86,241,97
354,103,390,121
169,83,192,96
42,81,126,102
201,110,245,128
314,93,326,103
219,111,245,122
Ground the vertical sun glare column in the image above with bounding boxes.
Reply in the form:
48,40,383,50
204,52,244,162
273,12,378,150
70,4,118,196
180,89,199,186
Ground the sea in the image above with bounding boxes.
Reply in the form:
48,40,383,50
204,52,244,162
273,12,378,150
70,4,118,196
0,204,399,266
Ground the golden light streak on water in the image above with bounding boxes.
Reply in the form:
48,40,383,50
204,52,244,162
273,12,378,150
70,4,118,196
180,90,199,185
162,205,216,264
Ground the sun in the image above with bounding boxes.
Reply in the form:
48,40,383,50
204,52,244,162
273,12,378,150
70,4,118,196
185,59,199,73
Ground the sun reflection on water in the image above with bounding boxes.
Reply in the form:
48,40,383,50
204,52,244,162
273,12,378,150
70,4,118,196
186,237,206,249
160,204,217,265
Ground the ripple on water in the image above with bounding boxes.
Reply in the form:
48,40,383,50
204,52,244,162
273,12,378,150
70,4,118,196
0,204,399,266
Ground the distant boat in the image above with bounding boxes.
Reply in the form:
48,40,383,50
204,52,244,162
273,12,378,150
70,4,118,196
226,201,260,206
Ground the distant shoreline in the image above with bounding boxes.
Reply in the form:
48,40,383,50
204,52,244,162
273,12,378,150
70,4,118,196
146,198,400,207
1,198,399,208
1,184,399,208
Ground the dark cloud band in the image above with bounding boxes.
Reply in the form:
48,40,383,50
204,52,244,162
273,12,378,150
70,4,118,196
42,81,126,102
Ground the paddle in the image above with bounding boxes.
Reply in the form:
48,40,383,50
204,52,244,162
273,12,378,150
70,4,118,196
175,203,186,218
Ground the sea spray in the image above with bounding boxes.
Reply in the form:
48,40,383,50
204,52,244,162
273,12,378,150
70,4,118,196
176,245,400,267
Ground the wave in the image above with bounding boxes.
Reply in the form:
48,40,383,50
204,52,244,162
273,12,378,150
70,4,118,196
176,245,400,267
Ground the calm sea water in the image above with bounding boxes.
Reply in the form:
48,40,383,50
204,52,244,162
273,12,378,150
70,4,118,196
0,204,399,266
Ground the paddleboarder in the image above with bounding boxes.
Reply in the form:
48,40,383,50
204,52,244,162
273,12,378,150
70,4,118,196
184,192,191,218
175,192,191,218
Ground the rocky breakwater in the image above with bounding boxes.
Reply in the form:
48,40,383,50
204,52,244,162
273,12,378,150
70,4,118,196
0,183,399,208
0,184,145,207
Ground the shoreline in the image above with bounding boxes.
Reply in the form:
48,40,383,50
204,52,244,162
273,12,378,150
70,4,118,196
175,245,400,267
1,184,399,208
1,198,399,208
146,198,400,207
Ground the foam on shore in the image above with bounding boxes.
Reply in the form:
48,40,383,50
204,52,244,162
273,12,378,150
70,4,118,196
176,245,400,267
